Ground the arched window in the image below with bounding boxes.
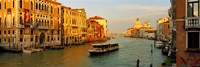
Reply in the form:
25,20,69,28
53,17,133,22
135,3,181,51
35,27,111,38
4,2,6,9
45,20,46,26
39,3,41,10
41,20,43,26
31,1,33,10
0,17,1,27
30,18,33,25
47,20,49,26
20,0,22,8
45,5,46,11
0,3,1,9
13,17,15,26
36,3,38,9
4,17,6,27
20,16,23,25
13,0,14,8
42,4,43,10
51,20,53,26
47,36,50,42
51,6,53,13
58,8,59,14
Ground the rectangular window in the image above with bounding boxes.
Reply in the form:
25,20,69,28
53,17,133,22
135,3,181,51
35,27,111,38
0,3,1,9
13,18,15,26
0,18,1,27
20,38,23,42
36,36,38,42
8,38,10,42
20,30,23,35
4,38,6,42
188,32,200,48
4,2,6,9
4,30,6,34
13,30,14,34
4,18,6,27
8,30,10,34
31,30,33,35
20,0,22,8
13,1,14,8
13,38,15,43
187,0,199,17
31,38,33,42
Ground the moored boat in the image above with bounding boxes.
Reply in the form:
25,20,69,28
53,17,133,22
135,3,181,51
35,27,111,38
33,48,44,52
89,42,119,55
156,41,163,49
23,48,37,53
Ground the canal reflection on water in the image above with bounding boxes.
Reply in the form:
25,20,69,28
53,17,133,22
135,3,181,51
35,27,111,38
0,37,166,67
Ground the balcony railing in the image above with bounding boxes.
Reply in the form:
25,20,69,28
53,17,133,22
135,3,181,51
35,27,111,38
70,24,79,27
185,17,200,29
38,26,49,29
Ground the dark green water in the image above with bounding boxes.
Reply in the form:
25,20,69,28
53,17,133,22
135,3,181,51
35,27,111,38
0,37,166,67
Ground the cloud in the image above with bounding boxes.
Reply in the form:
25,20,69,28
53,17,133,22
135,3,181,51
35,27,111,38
116,4,169,12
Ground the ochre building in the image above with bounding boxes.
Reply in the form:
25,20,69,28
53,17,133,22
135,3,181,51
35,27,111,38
0,0,87,48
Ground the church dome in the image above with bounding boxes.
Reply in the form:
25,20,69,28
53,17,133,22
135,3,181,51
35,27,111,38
133,18,143,29
143,21,151,28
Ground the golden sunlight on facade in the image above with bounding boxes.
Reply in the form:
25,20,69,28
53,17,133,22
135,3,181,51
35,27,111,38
133,18,143,29
0,0,88,48
87,16,107,42
156,18,170,41
88,16,107,37
61,6,87,45
0,0,62,47
124,18,156,39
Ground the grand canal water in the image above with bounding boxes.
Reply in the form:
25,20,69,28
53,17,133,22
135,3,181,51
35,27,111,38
0,37,166,67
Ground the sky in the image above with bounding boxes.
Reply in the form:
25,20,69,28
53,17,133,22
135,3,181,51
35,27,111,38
57,0,170,33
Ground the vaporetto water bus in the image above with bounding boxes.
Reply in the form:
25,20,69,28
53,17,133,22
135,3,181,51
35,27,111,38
89,43,119,55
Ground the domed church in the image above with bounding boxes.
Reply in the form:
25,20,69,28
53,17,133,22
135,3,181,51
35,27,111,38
133,18,143,29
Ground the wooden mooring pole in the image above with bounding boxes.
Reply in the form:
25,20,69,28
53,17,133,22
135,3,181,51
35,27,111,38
150,64,152,67
137,59,140,67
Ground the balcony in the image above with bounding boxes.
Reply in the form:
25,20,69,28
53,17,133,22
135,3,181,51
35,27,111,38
185,17,200,29
38,26,49,29
70,24,79,27
81,32,87,34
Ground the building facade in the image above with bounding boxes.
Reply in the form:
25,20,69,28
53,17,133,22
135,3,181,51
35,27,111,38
124,18,156,38
87,20,104,42
61,6,87,45
88,16,107,38
172,0,200,66
156,18,170,41
0,0,87,48
0,0,63,48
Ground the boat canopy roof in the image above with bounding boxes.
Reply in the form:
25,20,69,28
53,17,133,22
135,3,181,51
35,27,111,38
110,42,118,45
91,42,118,46
91,43,109,46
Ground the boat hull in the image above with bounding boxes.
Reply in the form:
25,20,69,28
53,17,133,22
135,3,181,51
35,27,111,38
89,48,119,55
89,42,119,55
89,52,106,55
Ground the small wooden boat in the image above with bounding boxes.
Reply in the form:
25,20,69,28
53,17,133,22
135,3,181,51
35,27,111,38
49,46,64,50
156,41,163,49
23,48,37,53
89,42,119,55
32,48,44,52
